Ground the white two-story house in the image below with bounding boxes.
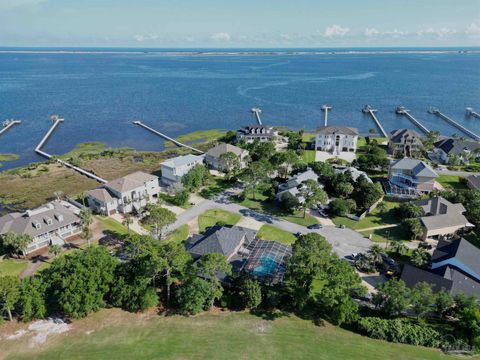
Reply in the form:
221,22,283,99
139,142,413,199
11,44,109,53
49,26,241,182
0,201,82,254
315,126,358,154
87,171,160,215
160,154,205,185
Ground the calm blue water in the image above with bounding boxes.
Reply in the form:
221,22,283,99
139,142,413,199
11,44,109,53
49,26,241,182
1,48,479,170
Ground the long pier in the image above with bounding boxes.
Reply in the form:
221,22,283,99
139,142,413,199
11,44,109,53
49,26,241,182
362,105,388,138
321,105,331,127
251,108,262,125
35,115,107,183
466,107,480,119
133,121,204,154
0,119,21,137
429,108,480,141
395,106,430,135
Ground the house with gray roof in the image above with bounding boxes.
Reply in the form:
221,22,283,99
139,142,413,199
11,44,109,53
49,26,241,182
0,201,81,254
401,238,480,299
87,171,160,215
388,128,423,158
160,154,205,185
466,174,480,190
236,125,278,143
204,143,249,171
315,125,358,154
334,166,372,183
413,197,473,240
276,168,320,203
387,158,438,196
433,137,480,164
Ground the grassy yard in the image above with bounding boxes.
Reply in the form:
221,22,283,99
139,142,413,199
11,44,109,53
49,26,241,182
164,129,227,148
199,177,232,199
332,201,400,231
300,150,316,164
359,225,410,243
165,224,189,243
95,216,130,236
0,309,451,360
0,258,28,277
256,225,297,244
436,175,468,190
198,209,241,233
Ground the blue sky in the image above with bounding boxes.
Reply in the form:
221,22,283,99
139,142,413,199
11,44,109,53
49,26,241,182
0,0,479,47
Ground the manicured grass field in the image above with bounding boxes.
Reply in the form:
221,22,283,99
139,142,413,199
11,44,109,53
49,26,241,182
96,216,130,236
332,201,399,231
256,225,297,244
0,258,28,277
300,150,316,164
165,224,189,243
0,309,451,360
436,175,468,190
359,225,410,243
198,209,241,233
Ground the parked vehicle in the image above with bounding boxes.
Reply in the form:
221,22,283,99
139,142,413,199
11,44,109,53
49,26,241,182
307,224,323,230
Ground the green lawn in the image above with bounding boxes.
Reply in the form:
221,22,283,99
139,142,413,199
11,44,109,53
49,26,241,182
198,209,241,233
436,175,468,190
165,224,189,243
300,150,316,164
332,201,399,231
164,129,227,148
256,225,297,244
96,216,130,236
0,309,451,360
199,177,232,199
0,258,28,277
359,225,410,243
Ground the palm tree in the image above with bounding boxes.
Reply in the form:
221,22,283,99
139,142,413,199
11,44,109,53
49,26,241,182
79,208,93,228
48,244,61,257
79,191,88,207
411,248,431,268
368,244,383,266
53,190,64,201
390,241,407,256
82,227,93,247
122,214,133,233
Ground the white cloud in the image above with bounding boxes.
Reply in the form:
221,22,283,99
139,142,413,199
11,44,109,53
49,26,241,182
417,27,457,37
133,33,159,42
382,29,407,38
210,32,231,41
364,28,380,37
324,24,350,38
466,23,480,38
0,0,46,11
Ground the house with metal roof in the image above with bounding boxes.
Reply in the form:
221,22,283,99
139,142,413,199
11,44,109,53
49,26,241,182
388,128,423,158
204,143,249,171
433,137,480,164
387,158,438,196
87,171,160,215
236,124,278,143
413,197,474,240
0,201,81,254
401,238,480,299
314,125,358,154
160,154,205,185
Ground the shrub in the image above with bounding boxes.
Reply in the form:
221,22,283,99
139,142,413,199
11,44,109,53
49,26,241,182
357,317,442,348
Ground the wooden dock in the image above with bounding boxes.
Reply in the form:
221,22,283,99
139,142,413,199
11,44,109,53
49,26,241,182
35,115,107,183
430,108,480,141
0,120,21,137
362,105,388,138
321,105,331,127
133,121,204,154
395,107,430,135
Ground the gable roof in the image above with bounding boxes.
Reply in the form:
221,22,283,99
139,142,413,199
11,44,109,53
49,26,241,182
432,238,480,276
434,138,480,155
415,196,466,216
389,128,422,143
390,158,438,178
401,264,453,292
160,154,204,169
105,171,158,193
316,125,358,136
87,188,115,203
206,143,247,158
467,174,480,190
0,202,80,238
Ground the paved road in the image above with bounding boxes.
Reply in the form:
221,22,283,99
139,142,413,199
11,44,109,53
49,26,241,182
436,168,480,177
167,189,372,259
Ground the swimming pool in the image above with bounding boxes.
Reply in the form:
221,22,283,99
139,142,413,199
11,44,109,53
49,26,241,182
251,254,284,277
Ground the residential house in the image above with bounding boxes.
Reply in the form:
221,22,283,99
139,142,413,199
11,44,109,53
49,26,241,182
401,238,480,299
87,171,160,215
236,124,278,143
433,138,480,164
334,166,373,183
204,143,249,171
414,196,474,240
160,154,205,185
466,174,480,190
314,126,358,154
388,128,423,158
185,225,291,284
276,168,320,203
0,201,81,254
387,158,438,196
